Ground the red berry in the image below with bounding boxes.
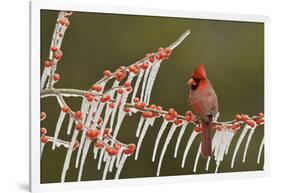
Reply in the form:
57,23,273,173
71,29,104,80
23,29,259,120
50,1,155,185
155,54,162,60
86,129,100,139
257,112,264,117
51,47,58,52
95,141,103,148
103,70,111,77
41,136,48,143
109,102,115,108
40,112,46,120
124,81,130,87
156,105,162,111
174,119,183,125
165,114,172,121
40,127,47,135
114,143,122,150
54,52,62,60
74,111,82,119
241,115,249,122
165,47,171,54
141,63,149,70
194,126,202,133
98,117,103,125
75,123,83,130
246,120,255,127
117,88,124,95
86,94,94,102
126,86,132,92
123,148,133,155
124,107,130,113
133,97,139,103
235,114,242,121
58,18,66,25
149,57,155,63
44,60,51,68
128,143,136,150
103,128,110,136
53,74,60,81
115,71,123,81
61,106,69,113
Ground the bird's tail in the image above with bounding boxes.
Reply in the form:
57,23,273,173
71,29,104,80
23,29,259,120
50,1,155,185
201,122,212,157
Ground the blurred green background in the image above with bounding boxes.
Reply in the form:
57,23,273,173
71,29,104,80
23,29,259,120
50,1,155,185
40,10,264,183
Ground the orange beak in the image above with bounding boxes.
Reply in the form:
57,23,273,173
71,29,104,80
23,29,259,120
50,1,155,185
188,78,196,86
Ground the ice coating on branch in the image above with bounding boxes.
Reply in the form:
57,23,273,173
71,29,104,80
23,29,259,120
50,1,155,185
102,154,111,180
131,69,144,108
157,123,178,176
114,154,128,179
136,116,145,137
174,122,188,158
193,144,201,173
231,125,250,168
242,127,256,163
135,118,153,160
257,136,264,164
144,61,161,104
67,117,74,135
52,111,66,150
140,64,152,102
61,129,79,182
78,139,91,181
152,119,169,162
181,130,198,168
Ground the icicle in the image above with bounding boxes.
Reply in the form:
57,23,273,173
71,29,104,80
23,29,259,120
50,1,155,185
109,155,116,172
152,119,169,162
80,97,90,124
41,143,46,157
174,122,188,158
215,162,220,173
61,129,79,182
140,64,152,102
193,144,201,173
93,146,99,159
52,111,66,150
98,147,106,170
205,130,221,171
110,80,120,99
110,93,122,131
100,106,113,135
157,123,178,176
78,139,91,181
135,118,153,160
102,154,112,180
225,130,235,155
41,68,50,89
115,147,123,167
130,69,144,107
205,157,211,171
112,90,129,140
75,101,101,168
136,116,145,137
91,102,105,129
257,137,264,164
231,125,250,168
242,128,256,163
213,129,225,159
67,117,74,135
114,154,128,180
144,61,161,104
181,130,198,168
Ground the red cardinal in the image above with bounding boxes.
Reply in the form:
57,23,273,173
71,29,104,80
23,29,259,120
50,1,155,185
188,64,218,157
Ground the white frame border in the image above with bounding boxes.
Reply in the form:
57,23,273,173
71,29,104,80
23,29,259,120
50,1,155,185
30,0,271,192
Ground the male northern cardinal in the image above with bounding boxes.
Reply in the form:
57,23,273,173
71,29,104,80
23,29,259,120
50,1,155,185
188,64,218,157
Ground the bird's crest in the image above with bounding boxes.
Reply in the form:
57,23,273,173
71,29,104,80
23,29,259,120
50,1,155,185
192,64,207,80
